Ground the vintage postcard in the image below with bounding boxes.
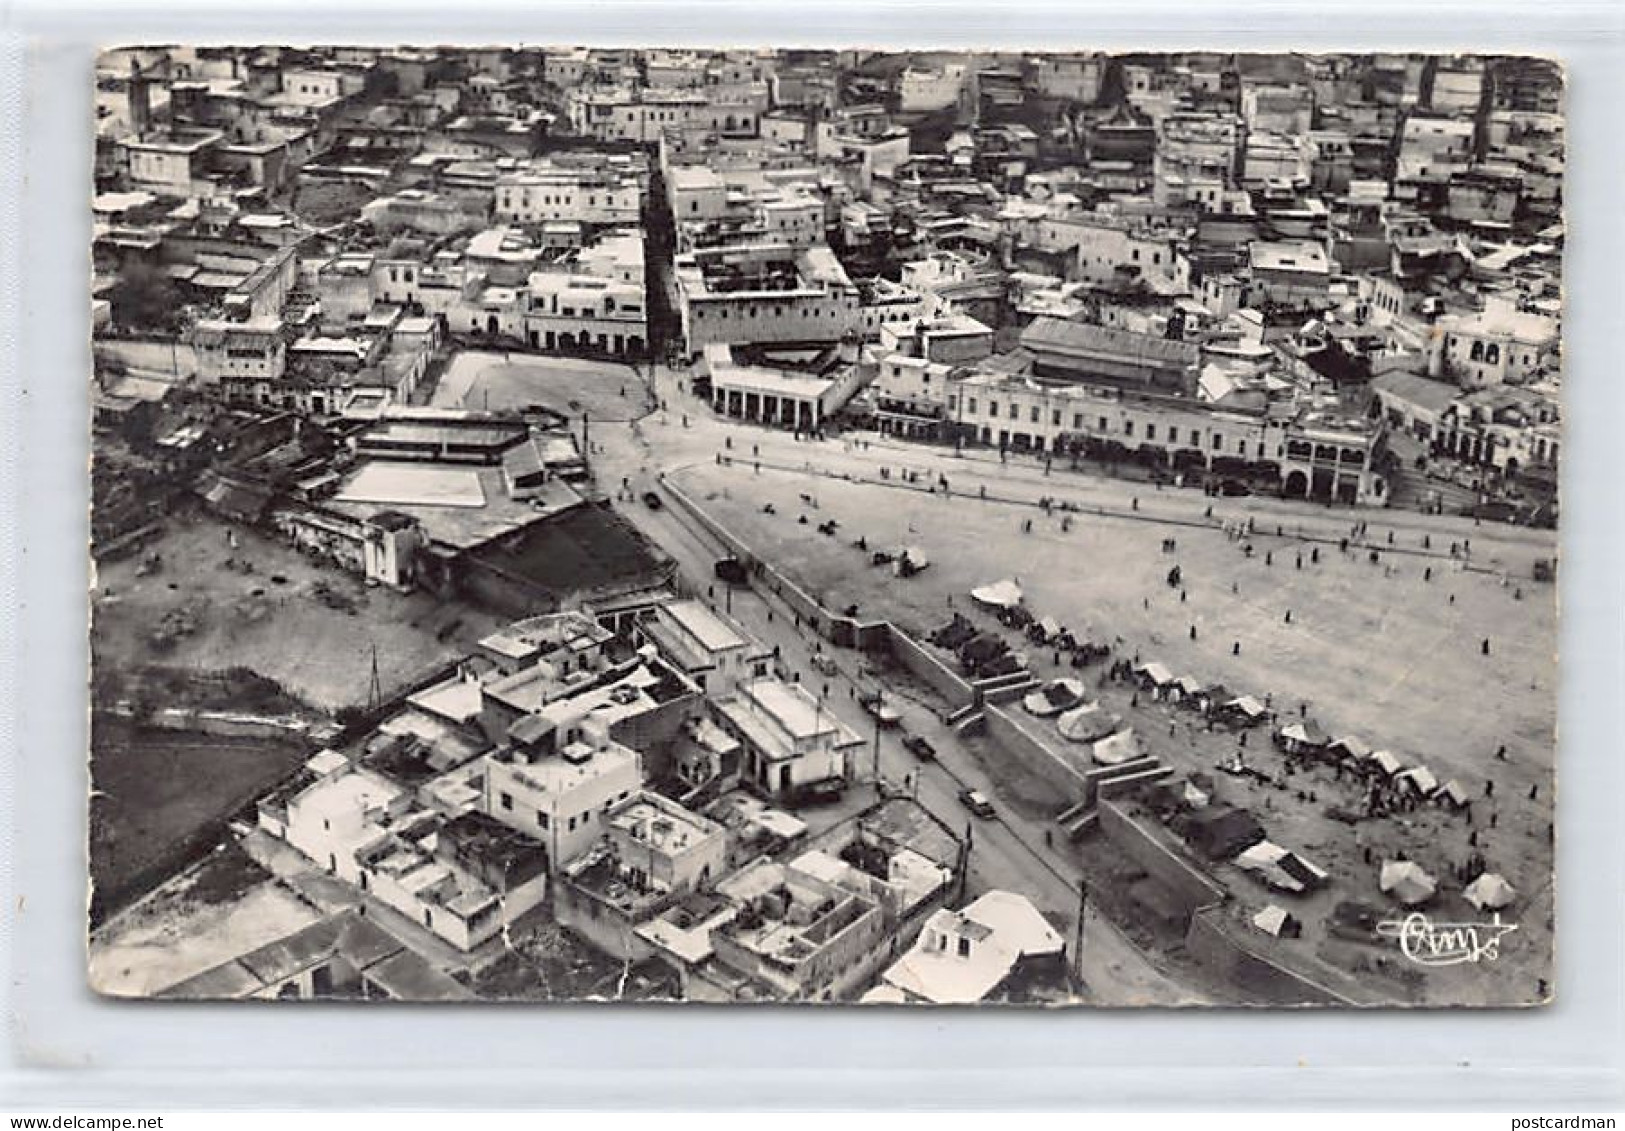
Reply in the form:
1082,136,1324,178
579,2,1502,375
88,46,1559,1005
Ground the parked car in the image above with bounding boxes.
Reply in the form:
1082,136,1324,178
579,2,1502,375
642,490,663,510
903,733,936,762
959,788,996,819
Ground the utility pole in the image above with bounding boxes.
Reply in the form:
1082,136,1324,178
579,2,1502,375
958,822,974,903
367,641,382,714
1072,877,1089,987
872,699,882,788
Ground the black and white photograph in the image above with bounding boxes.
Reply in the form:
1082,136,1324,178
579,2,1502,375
88,44,1562,1007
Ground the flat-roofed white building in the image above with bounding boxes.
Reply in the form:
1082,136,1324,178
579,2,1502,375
494,162,643,226
712,677,863,800
261,758,549,952
524,270,647,357
482,727,643,868
640,599,772,695
555,790,732,960
1428,298,1559,388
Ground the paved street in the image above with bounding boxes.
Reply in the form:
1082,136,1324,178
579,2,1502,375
588,363,1222,1005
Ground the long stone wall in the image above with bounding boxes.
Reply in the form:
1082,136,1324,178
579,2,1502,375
660,472,884,649
1094,799,1226,924
982,704,1094,803
1185,906,1359,1007
883,623,977,713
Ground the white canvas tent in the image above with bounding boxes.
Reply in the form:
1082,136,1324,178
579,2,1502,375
1370,749,1403,777
1380,859,1437,906
1058,703,1119,744
1397,765,1439,796
1236,840,1329,895
1226,695,1268,719
1135,661,1175,686
970,578,1023,609
1092,728,1141,766
1435,779,1471,809
1464,872,1517,911
1252,904,1300,938
894,547,930,576
1023,678,1085,718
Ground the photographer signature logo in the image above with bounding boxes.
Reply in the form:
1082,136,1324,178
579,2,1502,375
1375,912,1518,966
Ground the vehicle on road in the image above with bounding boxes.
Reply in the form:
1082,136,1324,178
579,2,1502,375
642,490,663,510
714,556,749,586
811,653,839,677
903,732,936,761
860,692,902,727
959,788,996,819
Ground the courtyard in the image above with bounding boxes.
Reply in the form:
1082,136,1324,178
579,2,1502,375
431,349,653,422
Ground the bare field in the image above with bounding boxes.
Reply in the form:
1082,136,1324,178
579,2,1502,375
89,717,310,924
92,513,505,712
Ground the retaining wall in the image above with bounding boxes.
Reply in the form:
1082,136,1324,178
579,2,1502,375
1185,906,1358,1006
1094,799,1226,924
982,704,1092,803
884,624,976,712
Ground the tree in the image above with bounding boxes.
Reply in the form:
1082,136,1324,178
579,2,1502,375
107,259,186,334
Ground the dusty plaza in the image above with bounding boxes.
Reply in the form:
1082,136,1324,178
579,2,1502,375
87,45,1564,1008
665,447,1557,1004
